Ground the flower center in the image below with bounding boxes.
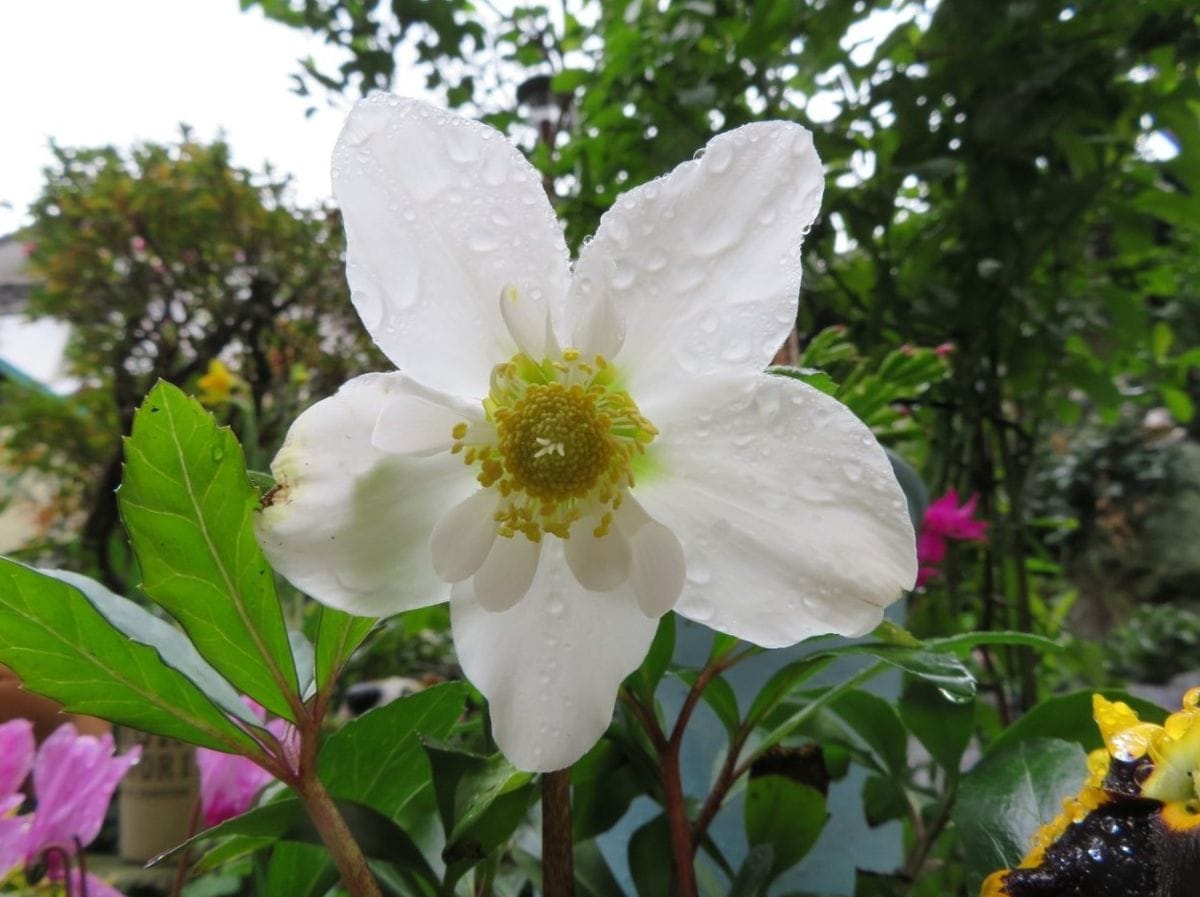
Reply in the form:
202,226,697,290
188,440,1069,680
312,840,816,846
452,349,656,542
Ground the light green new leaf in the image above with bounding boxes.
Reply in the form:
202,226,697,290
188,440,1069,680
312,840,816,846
318,682,466,820
119,381,298,719
314,605,376,690
0,559,259,754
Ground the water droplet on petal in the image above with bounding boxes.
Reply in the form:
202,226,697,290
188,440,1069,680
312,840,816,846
699,313,719,334
642,248,667,272
547,598,565,618
611,258,636,290
842,462,863,482
703,139,733,174
688,598,715,621
467,230,501,253
445,128,480,164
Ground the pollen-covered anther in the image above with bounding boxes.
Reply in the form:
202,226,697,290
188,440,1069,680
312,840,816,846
450,349,656,542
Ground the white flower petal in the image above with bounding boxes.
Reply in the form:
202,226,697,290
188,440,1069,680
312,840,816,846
430,489,499,583
333,96,571,395
371,377,481,457
472,535,542,612
255,373,475,617
499,285,549,358
571,289,625,360
451,541,657,771
570,122,822,395
628,523,685,619
633,374,917,647
563,518,631,592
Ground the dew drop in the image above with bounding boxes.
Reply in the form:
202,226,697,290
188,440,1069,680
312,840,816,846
703,139,733,174
699,313,719,334
547,598,565,618
686,561,712,585
467,230,501,253
445,128,480,164
611,258,637,290
688,597,715,621
756,205,777,226
721,339,751,363
842,462,862,482
643,248,668,272
211,446,225,462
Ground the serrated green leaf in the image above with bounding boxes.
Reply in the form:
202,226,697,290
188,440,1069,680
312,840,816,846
43,568,258,727
119,381,298,719
314,606,376,690
0,558,259,753
319,682,466,820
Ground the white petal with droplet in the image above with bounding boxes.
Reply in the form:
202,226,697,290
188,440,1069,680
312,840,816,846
563,519,631,592
333,96,571,396
451,540,656,771
570,122,822,398
634,373,916,646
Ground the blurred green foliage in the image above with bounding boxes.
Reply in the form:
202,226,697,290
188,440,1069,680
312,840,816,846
6,135,384,587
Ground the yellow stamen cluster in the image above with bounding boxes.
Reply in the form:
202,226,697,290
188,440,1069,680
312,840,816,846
451,349,657,542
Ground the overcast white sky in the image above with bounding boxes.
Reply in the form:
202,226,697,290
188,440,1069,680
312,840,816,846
0,0,431,236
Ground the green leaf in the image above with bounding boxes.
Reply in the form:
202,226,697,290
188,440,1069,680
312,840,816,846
319,682,466,820
572,740,641,840
926,630,1063,654
828,690,908,776
156,796,436,884
314,606,376,690
422,739,534,870
861,774,908,827
898,678,974,772
289,629,315,700
744,774,827,880
1161,385,1195,424
573,838,627,897
986,689,1167,757
634,613,675,700
0,559,259,753
746,653,838,726
1152,320,1174,360
835,644,976,700
953,738,1087,889
728,844,775,897
263,842,336,897
119,381,298,719
768,365,839,395
671,669,740,736
42,568,257,726
628,814,672,897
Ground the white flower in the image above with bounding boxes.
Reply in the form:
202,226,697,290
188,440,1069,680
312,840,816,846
255,95,917,772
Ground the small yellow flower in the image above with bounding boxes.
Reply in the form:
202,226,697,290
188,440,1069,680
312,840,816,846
198,360,241,406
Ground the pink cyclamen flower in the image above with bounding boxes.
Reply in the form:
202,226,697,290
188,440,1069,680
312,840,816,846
195,701,295,828
915,490,988,587
0,722,139,895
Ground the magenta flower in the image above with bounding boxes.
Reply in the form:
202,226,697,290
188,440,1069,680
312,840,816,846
915,490,989,587
0,722,140,895
196,701,296,828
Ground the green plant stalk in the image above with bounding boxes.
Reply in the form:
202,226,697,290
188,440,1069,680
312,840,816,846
541,769,575,897
295,774,383,897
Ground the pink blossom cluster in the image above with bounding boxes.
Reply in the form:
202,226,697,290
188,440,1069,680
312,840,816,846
916,490,989,587
0,719,139,897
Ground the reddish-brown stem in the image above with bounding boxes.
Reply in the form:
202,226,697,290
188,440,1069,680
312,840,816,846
541,770,575,897
659,741,697,897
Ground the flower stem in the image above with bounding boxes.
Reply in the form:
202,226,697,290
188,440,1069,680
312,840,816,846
296,776,382,897
660,741,698,897
541,769,575,897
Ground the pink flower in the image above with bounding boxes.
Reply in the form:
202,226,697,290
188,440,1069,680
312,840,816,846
129,236,147,253
0,722,139,895
195,700,296,828
933,341,955,358
915,490,988,587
